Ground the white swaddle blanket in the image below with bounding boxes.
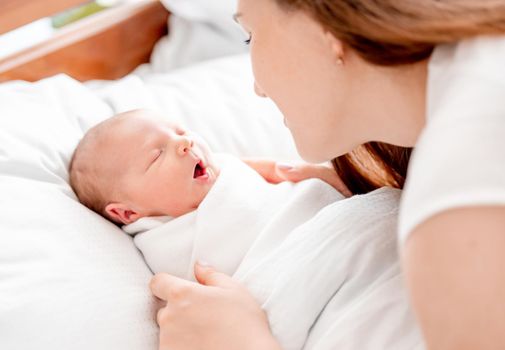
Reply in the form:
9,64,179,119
124,154,422,350
123,154,343,279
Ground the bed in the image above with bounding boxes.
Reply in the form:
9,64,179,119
0,1,299,349
0,1,423,349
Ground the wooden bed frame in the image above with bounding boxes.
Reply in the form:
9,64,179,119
0,0,170,82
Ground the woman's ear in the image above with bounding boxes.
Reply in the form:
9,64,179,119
324,31,345,65
105,203,141,225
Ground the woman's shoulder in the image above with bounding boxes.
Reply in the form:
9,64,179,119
399,35,505,244
427,35,505,124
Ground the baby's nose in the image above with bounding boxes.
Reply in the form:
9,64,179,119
176,136,194,156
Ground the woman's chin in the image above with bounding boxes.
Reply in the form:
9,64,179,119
296,146,332,164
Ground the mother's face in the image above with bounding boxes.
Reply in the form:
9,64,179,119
236,0,368,163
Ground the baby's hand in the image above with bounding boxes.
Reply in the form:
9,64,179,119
242,158,352,197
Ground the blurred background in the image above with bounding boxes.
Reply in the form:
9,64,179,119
0,0,120,59
0,0,247,73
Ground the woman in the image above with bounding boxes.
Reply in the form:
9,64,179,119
150,0,505,349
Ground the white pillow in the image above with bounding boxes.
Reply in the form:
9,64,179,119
0,76,159,350
149,0,247,71
94,54,299,160
0,55,297,350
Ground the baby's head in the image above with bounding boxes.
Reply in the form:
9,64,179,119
69,109,219,225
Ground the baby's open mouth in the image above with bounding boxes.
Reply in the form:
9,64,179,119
193,161,208,179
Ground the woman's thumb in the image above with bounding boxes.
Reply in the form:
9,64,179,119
194,261,237,288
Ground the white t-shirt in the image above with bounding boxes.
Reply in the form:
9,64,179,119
399,35,505,244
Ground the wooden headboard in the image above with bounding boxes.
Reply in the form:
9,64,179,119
0,0,170,82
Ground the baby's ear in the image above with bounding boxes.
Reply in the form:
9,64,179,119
105,203,141,225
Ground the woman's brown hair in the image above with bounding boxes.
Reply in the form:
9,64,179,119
275,0,505,194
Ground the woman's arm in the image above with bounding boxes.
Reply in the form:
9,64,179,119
403,206,505,350
150,262,283,350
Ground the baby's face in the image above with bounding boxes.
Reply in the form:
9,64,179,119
103,112,219,222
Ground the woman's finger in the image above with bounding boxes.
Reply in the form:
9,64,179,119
153,267,277,350
150,272,197,301
275,162,353,197
194,261,241,289
242,158,286,184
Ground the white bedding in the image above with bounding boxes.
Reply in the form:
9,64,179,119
0,54,422,349
0,55,296,350
0,76,159,350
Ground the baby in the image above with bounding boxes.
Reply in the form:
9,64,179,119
69,109,221,225
70,109,343,278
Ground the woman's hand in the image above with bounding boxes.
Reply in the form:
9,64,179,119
150,262,282,350
243,158,352,197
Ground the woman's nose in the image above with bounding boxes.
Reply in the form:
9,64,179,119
176,136,194,156
254,82,267,98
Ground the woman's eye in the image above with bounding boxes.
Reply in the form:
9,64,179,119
244,34,252,45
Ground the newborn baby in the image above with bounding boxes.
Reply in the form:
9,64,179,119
69,109,343,279
69,109,221,224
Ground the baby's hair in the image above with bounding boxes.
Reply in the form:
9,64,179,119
69,109,167,223
69,122,113,220
69,113,132,222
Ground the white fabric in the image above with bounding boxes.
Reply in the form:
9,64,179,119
399,35,505,243
238,188,423,350
0,55,298,350
0,76,159,350
123,153,343,279
148,16,248,73
148,0,247,72
124,157,423,349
